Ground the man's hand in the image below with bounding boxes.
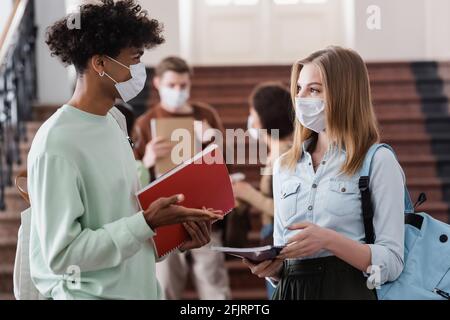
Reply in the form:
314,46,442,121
179,221,212,251
143,194,223,230
142,137,172,169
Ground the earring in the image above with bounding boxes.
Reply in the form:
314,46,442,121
99,71,105,77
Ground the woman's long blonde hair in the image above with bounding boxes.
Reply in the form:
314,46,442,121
282,46,380,176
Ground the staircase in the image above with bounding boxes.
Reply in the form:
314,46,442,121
1,62,450,300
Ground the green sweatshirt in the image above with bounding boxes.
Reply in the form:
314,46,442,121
27,104,162,300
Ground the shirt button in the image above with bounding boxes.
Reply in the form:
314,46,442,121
312,184,318,189
322,161,326,165
308,206,313,211
341,188,346,193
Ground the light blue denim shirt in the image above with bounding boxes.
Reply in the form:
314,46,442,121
273,138,405,284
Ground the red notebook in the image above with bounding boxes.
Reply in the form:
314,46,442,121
136,144,235,258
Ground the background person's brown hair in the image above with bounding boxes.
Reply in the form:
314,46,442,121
249,81,294,139
155,56,193,77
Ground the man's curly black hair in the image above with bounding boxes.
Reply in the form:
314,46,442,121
46,0,165,73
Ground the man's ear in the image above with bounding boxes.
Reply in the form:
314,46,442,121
91,55,106,76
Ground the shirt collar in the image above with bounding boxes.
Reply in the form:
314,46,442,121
301,137,346,159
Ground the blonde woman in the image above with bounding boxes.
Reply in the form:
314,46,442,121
243,46,405,300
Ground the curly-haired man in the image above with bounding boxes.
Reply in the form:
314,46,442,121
27,0,222,300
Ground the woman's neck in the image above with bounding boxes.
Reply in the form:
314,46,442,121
314,131,329,155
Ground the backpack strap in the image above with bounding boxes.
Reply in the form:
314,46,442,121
358,144,415,244
108,106,134,149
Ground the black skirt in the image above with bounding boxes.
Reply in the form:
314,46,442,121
272,256,377,300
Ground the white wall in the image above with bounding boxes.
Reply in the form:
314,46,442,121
178,0,450,64
139,0,181,66
35,0,72,105
185,0,347,66
424,0,450,61
353,0,427,61
31,0,450,105
353,0,450,62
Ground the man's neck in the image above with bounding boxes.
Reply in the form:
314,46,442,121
68,77,115,116
160,103,193,115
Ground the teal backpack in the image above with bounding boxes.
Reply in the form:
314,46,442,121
360,144,450,300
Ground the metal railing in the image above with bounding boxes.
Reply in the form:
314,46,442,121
0,0,37,211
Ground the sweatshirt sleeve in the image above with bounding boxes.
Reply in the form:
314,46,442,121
28,153,155,275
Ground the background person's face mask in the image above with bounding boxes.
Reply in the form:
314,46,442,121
101,56,147,102
159,87,190,110
295,97,326,133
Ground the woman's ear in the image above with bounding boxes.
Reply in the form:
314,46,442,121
91,55,106,76
153,76,160,90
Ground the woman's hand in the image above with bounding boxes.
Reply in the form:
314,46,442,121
278,222,334,259
179,221,212,251
232,181,255,201
243,259,283,281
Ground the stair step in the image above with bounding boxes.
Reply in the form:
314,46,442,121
0,264,14,294
0,237,17,267
1,188,29,214
0,210,21,239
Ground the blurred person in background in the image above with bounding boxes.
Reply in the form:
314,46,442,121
232,82,294,299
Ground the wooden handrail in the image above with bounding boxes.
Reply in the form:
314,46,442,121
0,0,28,69
15,169,30,205
0,0,20,49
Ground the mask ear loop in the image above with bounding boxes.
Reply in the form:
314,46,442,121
99,70,118,84
106,56,131,71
